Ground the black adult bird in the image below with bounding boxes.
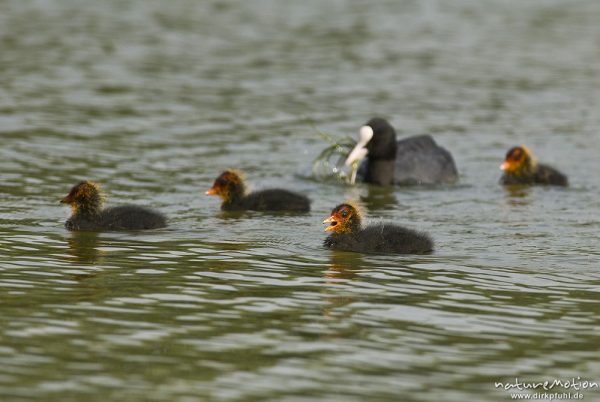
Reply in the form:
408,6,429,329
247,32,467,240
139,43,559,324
500,145,568,186
323,203,433,254
61,181,167,231
346,117,458,186
207,169,311,212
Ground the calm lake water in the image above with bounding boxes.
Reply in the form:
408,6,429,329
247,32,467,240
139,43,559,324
1,0,600,401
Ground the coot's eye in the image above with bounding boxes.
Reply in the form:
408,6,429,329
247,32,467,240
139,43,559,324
341,209,348,218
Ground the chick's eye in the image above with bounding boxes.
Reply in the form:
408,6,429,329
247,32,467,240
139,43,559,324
341,210,348,218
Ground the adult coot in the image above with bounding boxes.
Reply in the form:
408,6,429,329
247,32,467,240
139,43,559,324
346,117,458,186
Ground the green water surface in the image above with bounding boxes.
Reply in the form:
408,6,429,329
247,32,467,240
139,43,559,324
1,1,600,401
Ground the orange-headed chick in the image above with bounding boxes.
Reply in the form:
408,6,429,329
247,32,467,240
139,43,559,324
207,169,310,212
500,146,567,186
323,203,433,254
61,180,167,231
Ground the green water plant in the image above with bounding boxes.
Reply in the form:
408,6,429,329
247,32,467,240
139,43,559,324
311,126,360,184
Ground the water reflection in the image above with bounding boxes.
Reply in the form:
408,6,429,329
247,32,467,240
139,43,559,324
322,252,363,320
66,231,102,265
503,185,532,207
360,186,398,211
216,210,246,220
324,251,363,281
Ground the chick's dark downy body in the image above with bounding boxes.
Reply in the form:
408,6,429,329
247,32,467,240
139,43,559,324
500,164,568,186
207,170,310,212
323,203,433,254
66,205,167,231
324,223,433,254
229,189,310,212
62,181,167,231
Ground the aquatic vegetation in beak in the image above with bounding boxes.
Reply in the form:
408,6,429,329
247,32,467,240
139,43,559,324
311,127,360,184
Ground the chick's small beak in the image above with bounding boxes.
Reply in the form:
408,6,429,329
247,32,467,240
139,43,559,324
323,215,337,232
60,195,72,204
206,187,218,196
500,161,511,171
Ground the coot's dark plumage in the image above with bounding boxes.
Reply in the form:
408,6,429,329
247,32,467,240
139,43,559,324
323,203,433,254
500,146,568,186
347,118,458,186
61,181,167,231
207,170,311,212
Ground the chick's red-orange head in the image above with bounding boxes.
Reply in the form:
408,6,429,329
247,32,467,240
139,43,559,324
206,170,246,201
500,146,534,174
61,180,104,212
323,203,362,234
